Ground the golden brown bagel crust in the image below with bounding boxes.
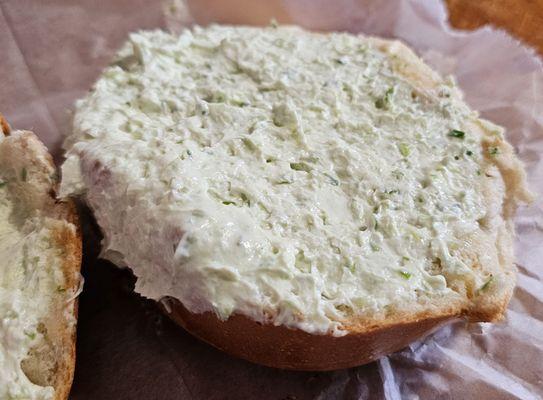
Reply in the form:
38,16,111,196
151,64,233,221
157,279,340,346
51,200,81,400
164,300,456,370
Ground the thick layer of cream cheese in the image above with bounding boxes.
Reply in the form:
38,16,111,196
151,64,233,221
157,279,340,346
62,25,489,335
0,181,65,399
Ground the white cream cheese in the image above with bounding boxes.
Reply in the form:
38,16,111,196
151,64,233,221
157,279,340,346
62,25,490,335
0,182,63,399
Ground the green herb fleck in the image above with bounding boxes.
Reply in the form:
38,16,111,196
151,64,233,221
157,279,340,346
466,150,473,156
370,243,381,252
448,129,465,139
402,256,410,262
235,100,249,107
240,193,251,206
476,170,482,176
222,201,236,206
323,173,339,186
334,57,346,65
488,147,500,156
290,162,311,173
24,331,36,340
56,286,66,293
21,168,27,182
0,181,6,188
479,276,494,292
392,170,404,180
454,155,460,160
375,87,394,109
398,270,412,279
398,143,410,157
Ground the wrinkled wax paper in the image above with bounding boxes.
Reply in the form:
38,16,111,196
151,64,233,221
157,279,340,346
1,0,542,398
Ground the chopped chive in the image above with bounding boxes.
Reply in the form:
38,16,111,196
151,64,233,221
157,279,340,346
334,57,346,65
0,181,6,188
398,270,412,279
392,170,404,180
454,155,460,160
240,193,251,206
323,173,339,186
222,201,236,205
24,331,36,340
370,243,380,252
375,87,394,109
448,129,465,139
479,276,493,292
241,138,259,153
290,162,311,173
402,256,410,262
399,143,410,157
56,286,66,293
21,168,27,182
466,150,473,156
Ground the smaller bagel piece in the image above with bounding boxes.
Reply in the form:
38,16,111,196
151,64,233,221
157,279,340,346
0,113,82,398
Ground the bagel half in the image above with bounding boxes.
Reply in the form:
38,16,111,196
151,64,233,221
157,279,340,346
60,26,531,370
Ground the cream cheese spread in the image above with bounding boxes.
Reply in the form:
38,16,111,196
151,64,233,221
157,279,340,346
62,25,492,335
0,176,65,399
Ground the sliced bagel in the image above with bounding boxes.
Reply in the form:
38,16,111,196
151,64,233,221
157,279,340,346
0,114,82,397
60,26,531,370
